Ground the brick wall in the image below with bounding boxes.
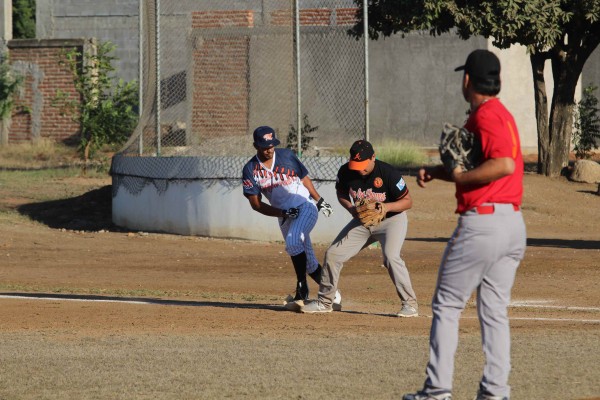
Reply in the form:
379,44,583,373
191,7,358,137
192,11,252,137
7,39,84,144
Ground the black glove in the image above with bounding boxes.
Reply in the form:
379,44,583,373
283,207,299,219
439,123,482,175
316,198,333,217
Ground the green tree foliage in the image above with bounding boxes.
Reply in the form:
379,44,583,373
13,0,36,39
573,85,600,159
0,53,22,120
0,53,22,145
52,41,138,165
350,0,600,177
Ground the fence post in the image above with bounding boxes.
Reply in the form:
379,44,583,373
155,0,161,156
363,0,369,142
138,0,144,155
294,0,302,157
0,0,12,41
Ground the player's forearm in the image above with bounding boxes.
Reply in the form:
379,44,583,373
337,195,356,217
301,176,321,202
385,196,413,213
248,196,286,217
254,203,286,217
453,157,514,185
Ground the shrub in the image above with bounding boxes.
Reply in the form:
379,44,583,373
52,41,138,164
286,114,318,155
0,53,22,121
573,85,600,160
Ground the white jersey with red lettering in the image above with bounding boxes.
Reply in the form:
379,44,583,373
241,148,319,272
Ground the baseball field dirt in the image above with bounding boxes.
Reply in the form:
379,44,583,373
0,166,598,399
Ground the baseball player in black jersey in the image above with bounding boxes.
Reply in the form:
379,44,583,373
301,140,418,316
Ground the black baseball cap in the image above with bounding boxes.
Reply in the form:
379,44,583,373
253,126,280,148
455,49,500,81
348,140,374,170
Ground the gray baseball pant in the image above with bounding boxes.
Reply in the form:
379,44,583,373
318,212,417,309
423,203,526,399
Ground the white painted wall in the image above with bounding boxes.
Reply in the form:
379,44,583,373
112,177,355,244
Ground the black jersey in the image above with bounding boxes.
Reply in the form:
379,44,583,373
336,159,409,218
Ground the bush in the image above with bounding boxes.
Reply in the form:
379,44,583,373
52,41,138,164
573,85,600,160
286,114,318,155
0,53,22,121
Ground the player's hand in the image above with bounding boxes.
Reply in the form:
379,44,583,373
316,198,333,217
283,207,299,219
417,167,433,188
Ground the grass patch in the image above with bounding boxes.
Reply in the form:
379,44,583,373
0,139,78,169
372,140,429,167
330,140,429,167
0,139,114,173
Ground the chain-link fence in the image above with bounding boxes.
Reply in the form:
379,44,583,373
112,0,367,192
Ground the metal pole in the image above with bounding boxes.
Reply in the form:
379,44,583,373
155,0,161,156
363,0,369,142
138,0,144,155
294,0,301,157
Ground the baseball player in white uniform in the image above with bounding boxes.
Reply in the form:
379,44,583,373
242,126,340,311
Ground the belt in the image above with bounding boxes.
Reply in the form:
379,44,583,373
474,204,520,214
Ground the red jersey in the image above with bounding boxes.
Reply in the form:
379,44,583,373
455,98,524,214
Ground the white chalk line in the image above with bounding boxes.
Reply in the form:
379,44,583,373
510,302,600,312
0,294,151,305
1,294,600,324
462,316,600,324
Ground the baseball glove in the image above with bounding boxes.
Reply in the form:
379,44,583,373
439,123,481,175
355,198,387,228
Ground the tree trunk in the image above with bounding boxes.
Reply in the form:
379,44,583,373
530,53,549,174
546,51,583,177
0,117,10,145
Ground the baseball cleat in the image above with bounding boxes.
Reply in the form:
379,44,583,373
300,299,332,314
474,388,508,400
283,294,294,305
293,280,309,301
402,390,452,400
283,299,304,312
397,303,418,318
332,290,342,311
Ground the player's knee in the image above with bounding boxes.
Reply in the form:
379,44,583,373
286,243,304,255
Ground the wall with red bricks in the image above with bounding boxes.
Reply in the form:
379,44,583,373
7,39,84,144
190,7,358,138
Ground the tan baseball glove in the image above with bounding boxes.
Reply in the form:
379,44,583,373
355,198,387,228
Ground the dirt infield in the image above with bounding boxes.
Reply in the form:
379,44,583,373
0,170,599,400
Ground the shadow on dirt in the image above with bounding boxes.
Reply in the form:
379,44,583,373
408,236,600,250
17,185,121,232
0,292,403,317
0,292,290,312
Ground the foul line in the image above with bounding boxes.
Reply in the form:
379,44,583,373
463,316,600,324
1,294,600,324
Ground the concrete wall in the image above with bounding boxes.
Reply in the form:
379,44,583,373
112,176,350,244
36,0,140,81
37,0,600,152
